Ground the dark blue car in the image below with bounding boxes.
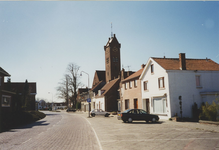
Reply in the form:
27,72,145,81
119,109,159,123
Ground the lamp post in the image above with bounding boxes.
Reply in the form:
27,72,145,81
80,71,90,118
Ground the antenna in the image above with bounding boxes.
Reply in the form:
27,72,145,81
111,22,113,37
124,65,131,71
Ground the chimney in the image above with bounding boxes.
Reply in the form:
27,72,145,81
141,64,145,69
179,53,186,70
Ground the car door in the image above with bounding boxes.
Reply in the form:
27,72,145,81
99,109,105,115
128,109,138,120
140,109,149,120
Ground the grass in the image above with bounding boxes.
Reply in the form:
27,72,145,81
2,111,46,132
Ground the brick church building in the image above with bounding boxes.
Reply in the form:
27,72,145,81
89,34,134,112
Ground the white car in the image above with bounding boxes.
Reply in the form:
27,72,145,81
90,109,110,117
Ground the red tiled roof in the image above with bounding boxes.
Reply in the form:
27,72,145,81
122,68,144,82
96,78,120,97
152,58,219,71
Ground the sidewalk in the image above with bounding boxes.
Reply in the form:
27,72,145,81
70,111,219,133
162,119,219,133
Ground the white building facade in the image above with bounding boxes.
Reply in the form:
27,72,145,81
140,53,219,120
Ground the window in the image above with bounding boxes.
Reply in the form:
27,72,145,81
151,64,154,74
125,99,129,109
196,75,201,87
144,81,148,91
124,83,127,90
129,81,132,89
153,97,167,114
134,80,137,87
2,95,11,107
158,77,165,89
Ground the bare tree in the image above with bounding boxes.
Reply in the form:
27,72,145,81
57,63,83,108
67,63,83,108
57,74,70,107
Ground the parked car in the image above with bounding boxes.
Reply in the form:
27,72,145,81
66,108,76,112
90,109,110,117
119,109,159,123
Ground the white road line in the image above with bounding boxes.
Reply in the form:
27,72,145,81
82,117,102,150
22,138,32,144
92,127,103,150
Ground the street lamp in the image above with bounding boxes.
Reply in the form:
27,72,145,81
80,71,91,118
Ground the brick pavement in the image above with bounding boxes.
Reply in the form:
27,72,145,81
77,111,219,150
0,111,100,150
1,111,218,150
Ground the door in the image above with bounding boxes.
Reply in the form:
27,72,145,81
146,99,150,114
134,99,138,109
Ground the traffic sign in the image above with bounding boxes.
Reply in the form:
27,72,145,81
87,98,91,102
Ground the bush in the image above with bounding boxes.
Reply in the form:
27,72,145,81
199,101,218,121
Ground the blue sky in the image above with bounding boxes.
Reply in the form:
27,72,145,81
0,1,218,102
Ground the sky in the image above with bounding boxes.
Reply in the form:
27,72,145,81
0,1,219,103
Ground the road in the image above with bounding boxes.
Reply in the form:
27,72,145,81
0,111,219,150
0,111,100,150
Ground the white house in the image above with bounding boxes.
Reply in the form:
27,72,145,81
140,53,219,120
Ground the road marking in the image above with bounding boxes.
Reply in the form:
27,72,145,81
82,117,102,150
92,127,103,150
22,138,32,144
83,117,91,125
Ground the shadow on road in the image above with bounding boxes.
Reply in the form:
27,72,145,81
123,121,164,124
9,121,50,131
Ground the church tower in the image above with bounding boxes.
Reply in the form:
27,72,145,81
104,34,121,83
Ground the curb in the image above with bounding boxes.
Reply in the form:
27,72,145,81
199,120,219,125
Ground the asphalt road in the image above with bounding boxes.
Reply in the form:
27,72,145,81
0,111,219,150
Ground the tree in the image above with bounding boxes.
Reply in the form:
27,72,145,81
57,63,83,108
67,63,83,109
57,74,70,107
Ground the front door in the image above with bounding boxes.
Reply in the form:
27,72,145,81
134,99,138,109
146,99,150,114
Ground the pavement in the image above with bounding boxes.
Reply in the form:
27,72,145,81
0,110,218,150
77,111,219,150
79,111,219,133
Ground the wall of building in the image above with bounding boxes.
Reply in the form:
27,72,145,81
121,79,142,112
94,97,105,110
141,59,171,120
168,70,219,118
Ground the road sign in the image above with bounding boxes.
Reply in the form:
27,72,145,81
87,98,91,102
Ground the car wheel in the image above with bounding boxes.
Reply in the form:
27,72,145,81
92,114,95,117
128,118,133,123
123,120,126,123
152,117,156,122
105,114,109,117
